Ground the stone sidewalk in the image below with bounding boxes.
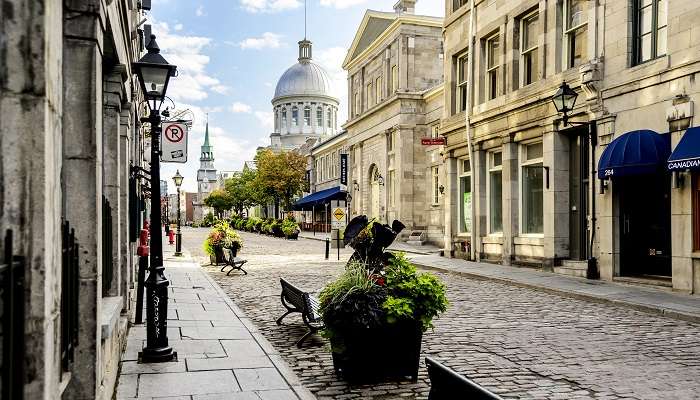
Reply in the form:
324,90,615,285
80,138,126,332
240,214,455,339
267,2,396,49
409,254,700,323
115,247,315,400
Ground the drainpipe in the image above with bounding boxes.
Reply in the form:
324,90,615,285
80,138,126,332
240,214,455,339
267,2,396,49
465,0,477,261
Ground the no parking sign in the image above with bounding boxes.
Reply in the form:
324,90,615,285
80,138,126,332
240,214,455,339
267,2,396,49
161,122,188,163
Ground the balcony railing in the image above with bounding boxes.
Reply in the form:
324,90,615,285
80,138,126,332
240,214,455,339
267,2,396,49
60,222,79,372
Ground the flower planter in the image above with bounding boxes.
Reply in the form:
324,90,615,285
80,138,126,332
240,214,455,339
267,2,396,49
285,232,299,240
210,246,237,265
330,321,422,383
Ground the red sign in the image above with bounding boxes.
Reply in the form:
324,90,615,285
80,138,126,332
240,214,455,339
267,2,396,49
421,137,446,146
164,124,184,143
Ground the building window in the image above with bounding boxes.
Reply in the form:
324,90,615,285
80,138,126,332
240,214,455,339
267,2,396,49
388,169,396,207
432,166,440,205
387,131,394,152
456,53,468,112
281,108,287,128
564,0,588,69
453,0,467,12
367,82,373,108
292,106,299,126
693,173,700,251
316,107,323,127
274,111,279,131
521,142,544,234
634,0,667,65
459,159,472,233
488,151,503,234
375,76,383,103
391,65,398,93
486,34,500,100
303,106,311,126
354,92,360,116
431,125,440,138
521,11,539,86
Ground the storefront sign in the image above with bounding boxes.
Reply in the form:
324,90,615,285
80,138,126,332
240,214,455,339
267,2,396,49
421,137,446,146
668,159,700,170
340,153,348,186
161,122,188,163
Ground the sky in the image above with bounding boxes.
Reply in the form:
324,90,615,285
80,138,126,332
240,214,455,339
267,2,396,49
152,0,444,193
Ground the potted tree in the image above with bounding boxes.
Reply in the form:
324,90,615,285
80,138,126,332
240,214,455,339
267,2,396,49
318,216,448,383
203,222,243,265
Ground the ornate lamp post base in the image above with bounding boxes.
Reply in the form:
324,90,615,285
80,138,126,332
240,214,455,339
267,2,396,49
139,270,177,363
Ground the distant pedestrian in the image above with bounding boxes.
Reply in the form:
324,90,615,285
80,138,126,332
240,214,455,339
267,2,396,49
165,223,170,236
168,229,174,245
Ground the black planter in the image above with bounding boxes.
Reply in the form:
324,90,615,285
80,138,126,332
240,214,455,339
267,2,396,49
286,232,299,240
210,246,238,265
330,321,423,383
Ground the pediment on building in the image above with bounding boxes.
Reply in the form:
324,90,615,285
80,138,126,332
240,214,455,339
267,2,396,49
343,11,395,68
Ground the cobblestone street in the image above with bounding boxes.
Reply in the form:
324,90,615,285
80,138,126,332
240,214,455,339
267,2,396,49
182,227,700,400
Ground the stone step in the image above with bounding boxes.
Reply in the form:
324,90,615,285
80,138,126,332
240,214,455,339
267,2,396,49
554,260,588,278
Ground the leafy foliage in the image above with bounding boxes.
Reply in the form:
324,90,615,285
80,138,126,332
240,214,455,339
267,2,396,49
203,189,233,217
203,221,243,256
281,218,300,236
254,149,308,211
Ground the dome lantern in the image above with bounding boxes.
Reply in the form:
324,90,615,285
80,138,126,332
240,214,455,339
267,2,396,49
298,39,312,63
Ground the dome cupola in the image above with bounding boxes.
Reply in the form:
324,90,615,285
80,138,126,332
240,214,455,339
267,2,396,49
273,39,335,101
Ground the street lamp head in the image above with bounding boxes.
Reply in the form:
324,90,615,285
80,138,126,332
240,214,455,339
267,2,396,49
133,35,178,108
551,81,578,121
172,169,184,188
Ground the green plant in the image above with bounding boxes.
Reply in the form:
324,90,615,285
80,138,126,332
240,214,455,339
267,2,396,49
281,218,299,236
383,253,448,331
203,221,243,256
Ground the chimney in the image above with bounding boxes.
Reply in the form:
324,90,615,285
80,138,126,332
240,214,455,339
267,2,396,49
394,0,416,15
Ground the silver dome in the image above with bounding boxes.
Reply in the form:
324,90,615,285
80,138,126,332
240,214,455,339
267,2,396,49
273,61,334,101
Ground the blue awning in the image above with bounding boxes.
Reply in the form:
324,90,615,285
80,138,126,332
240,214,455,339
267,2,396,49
598,130,670,179
292,186,347,211
667,126,700,171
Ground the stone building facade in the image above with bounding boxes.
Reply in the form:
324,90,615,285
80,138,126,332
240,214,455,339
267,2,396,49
0,0,161,398
440,0,700,294
342,1,445,243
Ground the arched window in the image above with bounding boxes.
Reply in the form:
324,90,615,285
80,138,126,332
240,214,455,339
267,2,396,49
304,106,311,126
316,107,323,127
327,108,332,128
281,108,287,129
292,106,299,126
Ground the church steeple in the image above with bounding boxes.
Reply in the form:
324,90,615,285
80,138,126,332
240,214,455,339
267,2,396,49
200,115,213,163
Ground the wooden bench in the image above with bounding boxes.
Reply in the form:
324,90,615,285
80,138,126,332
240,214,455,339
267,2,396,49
275,278,323,348
426,357,504,400
219,248,248,276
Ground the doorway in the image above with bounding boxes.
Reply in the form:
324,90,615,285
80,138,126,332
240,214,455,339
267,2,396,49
569,130,589,260
369,165,380,220
618,173,671,277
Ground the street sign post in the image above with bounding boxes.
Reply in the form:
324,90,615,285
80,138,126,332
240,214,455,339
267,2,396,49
331,200,347,260
161,122,188,163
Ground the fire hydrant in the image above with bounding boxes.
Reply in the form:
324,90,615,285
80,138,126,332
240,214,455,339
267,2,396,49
168,229,175,245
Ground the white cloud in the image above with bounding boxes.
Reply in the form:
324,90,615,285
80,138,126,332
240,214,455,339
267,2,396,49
240,0,301,13
150,21,223,103
174,23,183,31
255,111,274,130
319,0,368,9
211,85,231,95
196,5,206,16
232,102,253,113
237,32,284,50
316,46,349,124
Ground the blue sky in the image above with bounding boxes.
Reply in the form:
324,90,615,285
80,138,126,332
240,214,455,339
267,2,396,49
152,0,443,192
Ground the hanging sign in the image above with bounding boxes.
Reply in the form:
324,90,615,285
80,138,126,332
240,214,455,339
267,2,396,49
421,137,446,146
340,153,348,186
161,122,188,163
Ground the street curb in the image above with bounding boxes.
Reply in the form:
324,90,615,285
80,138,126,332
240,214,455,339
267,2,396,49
198,263,317,400
411,260,700,324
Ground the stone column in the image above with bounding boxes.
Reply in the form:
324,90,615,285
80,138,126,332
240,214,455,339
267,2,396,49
103,72,122,298
543,127,570,268
473,149,487,261
62,1,103,397
443,154,458,256
119,106,132,310
501,142,518,265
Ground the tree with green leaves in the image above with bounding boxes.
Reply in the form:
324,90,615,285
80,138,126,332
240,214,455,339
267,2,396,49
203,189,233,218
254,149,308,216
224,168,264,215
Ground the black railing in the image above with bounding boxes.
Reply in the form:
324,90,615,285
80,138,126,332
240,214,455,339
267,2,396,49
60,222,80,372
1,230,25,400
102,197,113,295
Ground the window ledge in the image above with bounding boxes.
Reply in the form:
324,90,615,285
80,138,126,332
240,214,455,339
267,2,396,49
691,252,700,259
514,235,544,245
482,235,503,244
101,296,123,339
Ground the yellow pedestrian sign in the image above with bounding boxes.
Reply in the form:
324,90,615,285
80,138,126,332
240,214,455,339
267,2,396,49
331,201,347,229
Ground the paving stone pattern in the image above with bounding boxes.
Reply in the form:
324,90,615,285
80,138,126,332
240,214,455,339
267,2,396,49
183,228,700,400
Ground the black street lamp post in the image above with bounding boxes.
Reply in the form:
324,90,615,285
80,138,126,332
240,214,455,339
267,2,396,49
173,170,184,257
133,34,178,363
551,81,599,280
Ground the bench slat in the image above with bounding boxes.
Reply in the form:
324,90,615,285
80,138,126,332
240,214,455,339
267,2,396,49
426,357,503,400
